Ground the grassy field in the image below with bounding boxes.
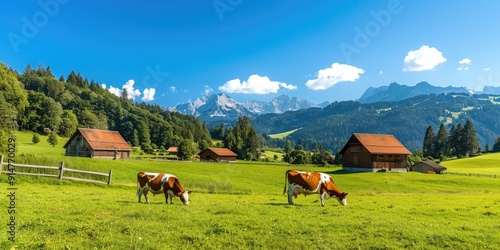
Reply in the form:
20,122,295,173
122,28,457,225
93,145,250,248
1,131,500,249
441,153,500,175
268,128,300,139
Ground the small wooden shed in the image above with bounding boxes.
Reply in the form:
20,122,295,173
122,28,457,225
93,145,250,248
198,148,238,162
63,128,132,159
339,133,412,172
166,147,178,155
412,161,447,174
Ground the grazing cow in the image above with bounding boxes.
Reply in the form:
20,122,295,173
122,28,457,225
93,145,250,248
283,170,348,206
137,172,191,205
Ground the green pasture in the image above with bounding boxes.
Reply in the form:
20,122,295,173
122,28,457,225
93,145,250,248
268,128,300,139
441,153,500,175
1,131,500,249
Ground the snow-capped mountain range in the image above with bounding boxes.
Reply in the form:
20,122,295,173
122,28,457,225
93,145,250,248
169,93,324,122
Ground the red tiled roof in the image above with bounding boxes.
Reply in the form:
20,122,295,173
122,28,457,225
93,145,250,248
64,128,132,151
167,147,178,152
205,147,238,156
340,133,411,155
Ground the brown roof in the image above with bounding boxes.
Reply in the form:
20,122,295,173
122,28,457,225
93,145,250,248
415,161,447,171
63,128,132,151
202,148,238,157
166,147,178,152
340,133,412,155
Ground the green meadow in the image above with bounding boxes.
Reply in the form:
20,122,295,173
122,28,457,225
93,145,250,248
1,132,500,249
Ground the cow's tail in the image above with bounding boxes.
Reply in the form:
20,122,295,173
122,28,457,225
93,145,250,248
283,170,289,195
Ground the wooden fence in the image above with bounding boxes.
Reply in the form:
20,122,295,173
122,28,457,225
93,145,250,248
0,155,112,185
444,171,497,179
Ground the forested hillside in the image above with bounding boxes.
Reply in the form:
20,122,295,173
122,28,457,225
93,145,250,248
0,63,212,153
253,94,500,153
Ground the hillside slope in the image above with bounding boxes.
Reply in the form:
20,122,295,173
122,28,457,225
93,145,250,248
253,94,500,153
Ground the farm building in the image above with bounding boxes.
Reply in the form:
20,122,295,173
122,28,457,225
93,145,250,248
412,161,447,174
63,128,132,159
198,148,238,162
166,147,178,155
339,133,412,172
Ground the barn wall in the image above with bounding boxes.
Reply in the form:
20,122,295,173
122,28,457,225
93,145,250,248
65,135,91,157
413,164,433,173
92,150,130,159
200,151,218,162
341,143,372,168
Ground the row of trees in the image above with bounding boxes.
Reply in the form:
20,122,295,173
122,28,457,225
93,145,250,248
422,119,482,159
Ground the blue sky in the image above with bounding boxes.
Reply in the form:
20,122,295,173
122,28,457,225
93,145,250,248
2,0,500,108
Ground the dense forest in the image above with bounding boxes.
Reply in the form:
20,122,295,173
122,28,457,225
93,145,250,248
254,94,500,153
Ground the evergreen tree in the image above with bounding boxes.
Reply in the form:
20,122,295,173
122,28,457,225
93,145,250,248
434,123,448,159
32,133,40,144
422,126,434,157
47,131,58,147
484,143,490,153
492,137,500,152
450,124,465,157
463,118,479,156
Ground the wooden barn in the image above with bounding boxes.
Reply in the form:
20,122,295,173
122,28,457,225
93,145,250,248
412,161,447,174
63,128,132,159
339,133,412,172
166,147,178,155
198,148,238,162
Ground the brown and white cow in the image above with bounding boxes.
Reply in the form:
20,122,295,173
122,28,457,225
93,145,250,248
283,170,348,206
137,172,191,205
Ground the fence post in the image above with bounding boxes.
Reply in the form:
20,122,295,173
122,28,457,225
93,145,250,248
59,162,65,180
0,155,3,173
107,169,112,185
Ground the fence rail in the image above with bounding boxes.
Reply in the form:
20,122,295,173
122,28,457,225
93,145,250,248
0,155,112,185
444,171,497,179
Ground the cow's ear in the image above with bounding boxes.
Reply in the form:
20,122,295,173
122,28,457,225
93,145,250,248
187,191,192,194
343,192,348,196
177,192,183,197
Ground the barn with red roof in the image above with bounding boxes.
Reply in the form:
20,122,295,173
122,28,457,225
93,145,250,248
339,133,412,172
63,128,132,159
198,148,238,162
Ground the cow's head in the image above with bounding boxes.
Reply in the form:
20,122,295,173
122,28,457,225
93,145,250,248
332,192,348,206
178,190,192,205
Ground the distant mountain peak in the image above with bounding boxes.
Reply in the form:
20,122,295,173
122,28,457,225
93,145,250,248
170,93,327,124
358,82,470,103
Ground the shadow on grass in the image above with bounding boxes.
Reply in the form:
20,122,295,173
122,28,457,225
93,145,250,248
322,169,356,175
265,202,290,206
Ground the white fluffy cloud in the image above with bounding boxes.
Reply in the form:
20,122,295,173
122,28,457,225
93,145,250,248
102,79,156,102
403,45,447,72
142,88,156,102
457,58,471,71
218,74,297,94
305,63,365,90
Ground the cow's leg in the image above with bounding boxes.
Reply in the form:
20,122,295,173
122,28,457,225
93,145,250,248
137,188,144,203
287,185,295,205
320,193,325,206
143,189,150,204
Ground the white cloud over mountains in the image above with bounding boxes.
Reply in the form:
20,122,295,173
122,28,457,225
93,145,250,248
219,74,297,94
305,62,365,90
457,58,471,71
403,45,447,72
101,79,156,102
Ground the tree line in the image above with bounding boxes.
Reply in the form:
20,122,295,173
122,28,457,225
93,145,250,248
421,118,500,160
